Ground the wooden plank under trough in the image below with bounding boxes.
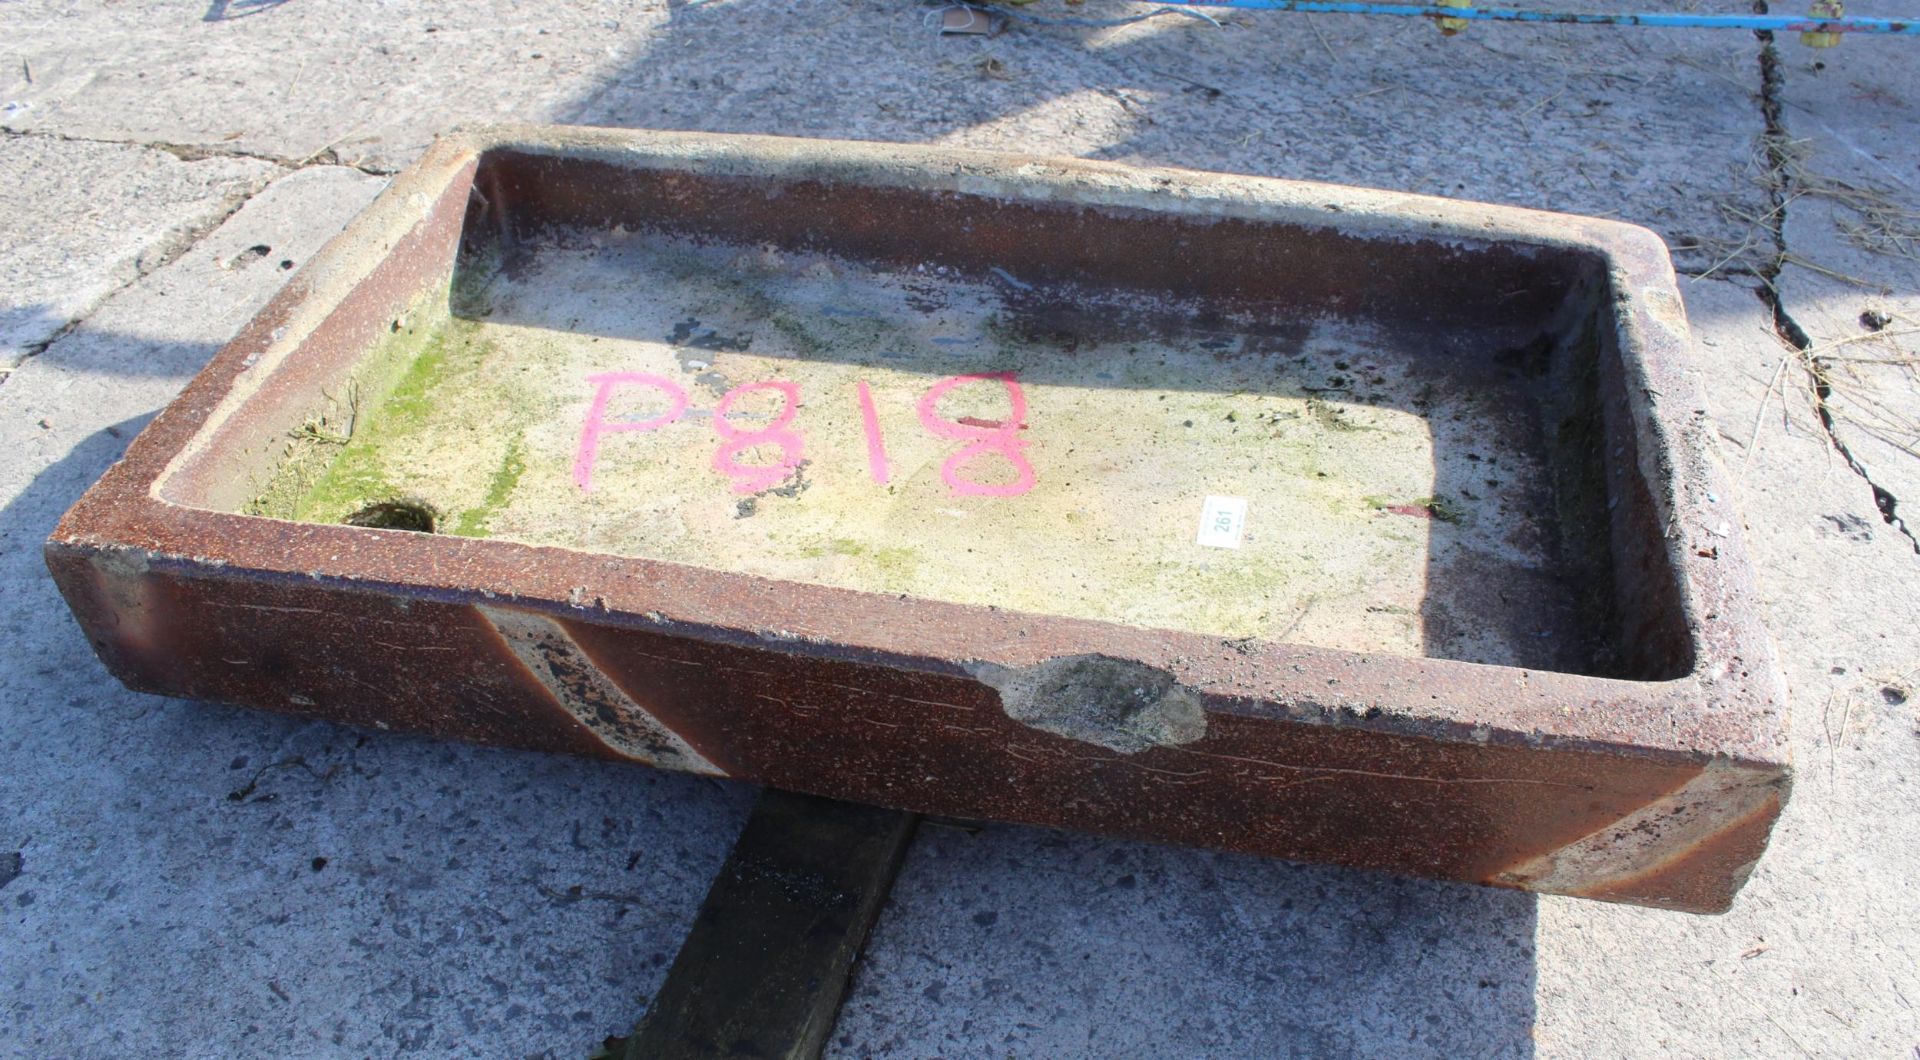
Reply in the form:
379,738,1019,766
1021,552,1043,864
618,789,918,1059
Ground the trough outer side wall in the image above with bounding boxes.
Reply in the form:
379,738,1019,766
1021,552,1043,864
44,546,1782,913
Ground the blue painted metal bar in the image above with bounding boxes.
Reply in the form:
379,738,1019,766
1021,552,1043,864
1152,0,1920,34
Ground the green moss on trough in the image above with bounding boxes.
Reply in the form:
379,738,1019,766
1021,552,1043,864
451,432,527,538
294,320,480,524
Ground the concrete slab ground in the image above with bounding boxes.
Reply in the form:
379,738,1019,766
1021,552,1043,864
0,134,276,371
557,0,1772,274
2,1,1917,1057
0,1,641,173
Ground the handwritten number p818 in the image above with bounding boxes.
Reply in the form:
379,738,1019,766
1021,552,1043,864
574,372,1035,498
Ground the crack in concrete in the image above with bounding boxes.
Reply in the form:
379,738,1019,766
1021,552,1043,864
1,176,261,385
0,126,390,389
1749,18,1919,555
0,125,396,178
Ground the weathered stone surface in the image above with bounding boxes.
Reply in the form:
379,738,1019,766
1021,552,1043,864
48,129,1788,922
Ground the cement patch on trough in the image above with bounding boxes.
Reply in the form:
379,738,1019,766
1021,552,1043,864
972,654,1206,754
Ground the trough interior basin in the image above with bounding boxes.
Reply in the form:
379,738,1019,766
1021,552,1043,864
173,146,1688,682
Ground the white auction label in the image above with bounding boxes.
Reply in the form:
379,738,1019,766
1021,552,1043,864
1196,495,1247,549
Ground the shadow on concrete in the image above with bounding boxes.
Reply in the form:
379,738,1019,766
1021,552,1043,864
0,337,746,1055
2,304,85,371
548,0,1765,269
841,824,1539,1056
203,0,292,23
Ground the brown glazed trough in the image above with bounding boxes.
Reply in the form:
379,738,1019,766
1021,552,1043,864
48,126,1789,913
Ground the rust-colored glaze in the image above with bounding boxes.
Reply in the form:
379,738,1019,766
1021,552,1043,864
45,548,620,762
556,616,1711,889
46,126,1790,913
476,151,1588,336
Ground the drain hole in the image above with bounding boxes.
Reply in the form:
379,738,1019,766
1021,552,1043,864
344,500,436,533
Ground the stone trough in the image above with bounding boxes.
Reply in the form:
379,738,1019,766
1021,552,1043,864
47,125,1789,912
